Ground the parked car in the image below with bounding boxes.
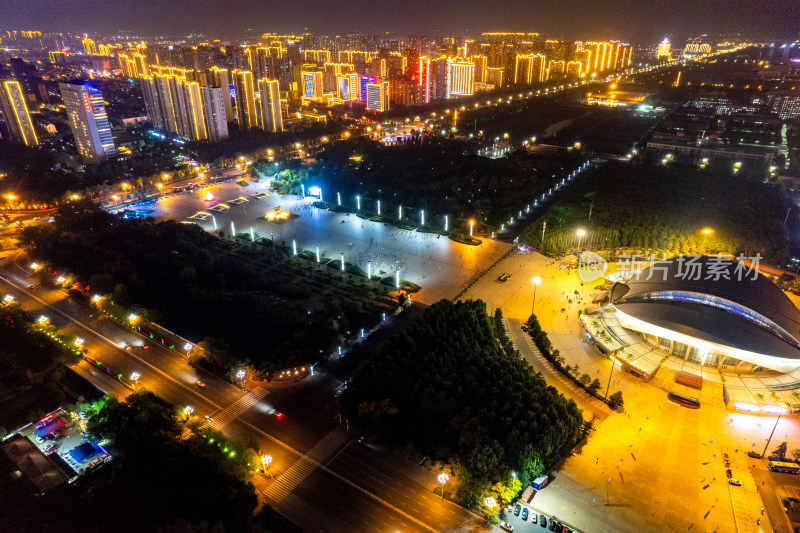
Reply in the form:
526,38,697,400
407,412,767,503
521,508,528,521
499,522,514,532
42,443,56,455
514,504,521,516
729,479,742,486
531,512,538,524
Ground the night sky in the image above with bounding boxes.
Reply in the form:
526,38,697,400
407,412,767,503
5,0,800,43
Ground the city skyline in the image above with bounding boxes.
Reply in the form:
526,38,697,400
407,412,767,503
5,0,799,43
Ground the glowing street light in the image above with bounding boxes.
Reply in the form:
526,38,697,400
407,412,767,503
128,313,138,323
183,406,194,416
130,372,140,387
212,215,217,231
377,200,381,216
398,205,403,220
438,473,449,500
337,192,341,206
292,239,297,255
236,369,246,388
576,228,586,249
230,221,235,237
341,253,345,271
37,315,49,324
356,195,361,210
420,209,425,226
444,215,449,232
250,227,255,242
469,219,475,237
532,277,542,315
367,261,372,280
395,269,400,289
262,454,273,473
484,496,496,508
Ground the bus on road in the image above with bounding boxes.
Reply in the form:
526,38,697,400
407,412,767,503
768,460,800,474
667,392,700,409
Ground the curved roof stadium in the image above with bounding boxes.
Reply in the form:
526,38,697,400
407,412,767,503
609,256,800,372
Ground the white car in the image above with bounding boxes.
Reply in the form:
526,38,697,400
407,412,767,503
499,522,514,532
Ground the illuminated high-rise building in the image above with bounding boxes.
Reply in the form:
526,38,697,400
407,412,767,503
48,50,66,65
449,61,475,96
82,37,97,55
547,60,565,79
515,53,546,84
365,81,389,112
200,86,229,142
486,67,504,88
657,38,671,60
209,67,234,122
0,80,38,147
472,55,487,83
418,56,431,103
301,71,323,100
232,69,258,129
337,73,359,100
257,79,283,133
566,61,583,77
574,47,592,76
59,80,115,162
175,81,207,141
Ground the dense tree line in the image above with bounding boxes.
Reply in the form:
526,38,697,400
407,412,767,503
269,137,582,227
0,304,83,432
19,201,366,374
340,299,584,507
518,157,789,263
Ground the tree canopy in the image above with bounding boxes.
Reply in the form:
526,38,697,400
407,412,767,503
340,299,584,506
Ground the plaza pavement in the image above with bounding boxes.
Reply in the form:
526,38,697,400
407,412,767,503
146,178,511,305
461,250,787,533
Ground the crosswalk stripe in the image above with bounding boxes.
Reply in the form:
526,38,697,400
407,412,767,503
207,387,268,430
263,427,350,503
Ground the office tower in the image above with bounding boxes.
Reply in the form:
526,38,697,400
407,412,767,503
657,38,671,60
301,71,323,100
232,69,258,129
449,61,475,96
365,81,389,112
59,81,115,162
434,58,449,99
201,86,229,142
82,37,97,55
515,54,546,84
0,80,38,147
257,79,283,132
360,75,378,104
209,67,234,121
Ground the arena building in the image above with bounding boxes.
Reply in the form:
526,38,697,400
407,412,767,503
583,255,800,413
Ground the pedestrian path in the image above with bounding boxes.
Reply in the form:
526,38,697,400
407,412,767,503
206,387,268,430
263,427,351,503
507,318,612,418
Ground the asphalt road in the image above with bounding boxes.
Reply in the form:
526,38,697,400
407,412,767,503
0,262,481,533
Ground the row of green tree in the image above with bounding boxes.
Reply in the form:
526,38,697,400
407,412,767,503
340,299,585,507
525,314,623,410
267,137,583,227
518,157,790,263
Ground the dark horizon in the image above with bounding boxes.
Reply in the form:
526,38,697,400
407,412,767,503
5,0,800,44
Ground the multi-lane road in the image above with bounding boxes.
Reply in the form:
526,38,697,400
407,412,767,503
0,260,480,532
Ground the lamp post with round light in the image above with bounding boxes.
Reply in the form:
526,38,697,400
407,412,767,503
531,277,542,315
438,473,449,500
576,228,586,250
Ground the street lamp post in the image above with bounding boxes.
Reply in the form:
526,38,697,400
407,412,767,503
469,219,475,237
236,369,246,390
531,277,542,315
437,473,449,500
356,195,361,211
762,406,788,458
577,228,586,250
262,454,273,476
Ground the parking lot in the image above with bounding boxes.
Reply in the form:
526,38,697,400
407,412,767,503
9,408,111,482
499,501,581,533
